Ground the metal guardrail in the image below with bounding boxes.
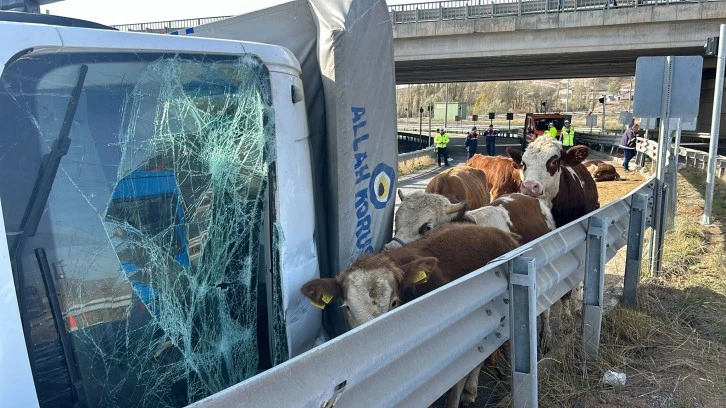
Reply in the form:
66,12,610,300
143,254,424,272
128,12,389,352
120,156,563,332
398,131,433,147
112,0,719,34
576,133,622,155
387,0,716,23
397,146,436,164
576,133,726,176
190,177,655,408
636,137,726,176
113,16,232,33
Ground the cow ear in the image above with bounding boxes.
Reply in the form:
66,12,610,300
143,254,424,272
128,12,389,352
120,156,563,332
398,189,408,201
301,278,341,309
446,201,467,219
562,146,590,166
507,147,523,168
400,257,438,286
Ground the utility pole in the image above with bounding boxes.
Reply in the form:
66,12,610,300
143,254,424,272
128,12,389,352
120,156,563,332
444,83,449,129
565,79,570,113
702,24,726,225
600,95,606,134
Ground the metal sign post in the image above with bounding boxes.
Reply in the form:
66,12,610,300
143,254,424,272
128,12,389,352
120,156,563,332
586,114,597,134
634,55,703,276
648,58,674,277
428,104,433,147
702,23,726,225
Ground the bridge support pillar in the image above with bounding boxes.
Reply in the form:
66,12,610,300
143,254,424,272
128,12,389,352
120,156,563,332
583,216,608,355
623,193,649,308
509,257,538,408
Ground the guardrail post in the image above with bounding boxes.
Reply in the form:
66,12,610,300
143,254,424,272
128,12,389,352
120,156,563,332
623,194,648,308
665,170,676,231
583,216,608,355
648,182,669,276
439,2,444,20
509,257,538,408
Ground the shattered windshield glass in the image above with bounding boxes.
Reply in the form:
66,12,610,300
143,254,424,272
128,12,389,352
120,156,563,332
0,52,276,407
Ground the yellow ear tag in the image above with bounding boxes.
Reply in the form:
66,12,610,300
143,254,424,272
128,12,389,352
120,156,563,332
310,299,326,310
322,293,334,305
414,270,428,284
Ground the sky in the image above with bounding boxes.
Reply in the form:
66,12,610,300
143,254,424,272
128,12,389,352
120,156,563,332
41,0,423,26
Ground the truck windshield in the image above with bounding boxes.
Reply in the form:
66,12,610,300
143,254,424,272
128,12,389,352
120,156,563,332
0,51,275,407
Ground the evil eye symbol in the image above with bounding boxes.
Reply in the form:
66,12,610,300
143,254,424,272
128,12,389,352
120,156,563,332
369,163,395,209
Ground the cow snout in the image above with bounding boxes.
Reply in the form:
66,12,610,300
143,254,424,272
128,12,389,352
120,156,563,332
522,180,543,197
382,240,403,251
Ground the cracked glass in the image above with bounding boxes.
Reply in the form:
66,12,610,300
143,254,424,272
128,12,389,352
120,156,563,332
0,51,276,407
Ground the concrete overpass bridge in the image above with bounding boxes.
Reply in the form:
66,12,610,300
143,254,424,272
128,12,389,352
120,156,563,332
115,0,726,134
391,0,726,83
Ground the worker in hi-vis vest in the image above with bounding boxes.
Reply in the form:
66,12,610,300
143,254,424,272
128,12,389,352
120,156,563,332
435,128,450,167
561,120,575,150
546,122,558,139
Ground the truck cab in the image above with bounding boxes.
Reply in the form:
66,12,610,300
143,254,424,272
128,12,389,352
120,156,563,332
0,12,321,407
524,112,573,139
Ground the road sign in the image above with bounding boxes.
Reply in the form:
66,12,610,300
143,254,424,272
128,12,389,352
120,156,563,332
585,115,597,127
633,56,703,118
618,111,633,126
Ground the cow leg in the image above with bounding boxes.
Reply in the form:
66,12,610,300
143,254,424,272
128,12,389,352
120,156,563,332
461,363,484,406
444,377,465,408
538,308,552,354
561,290,573,323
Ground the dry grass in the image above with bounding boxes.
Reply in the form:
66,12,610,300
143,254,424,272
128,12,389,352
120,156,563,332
398,155,436,176
530,167,726,408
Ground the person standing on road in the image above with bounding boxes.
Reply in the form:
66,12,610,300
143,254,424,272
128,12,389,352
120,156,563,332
546,122,558,139
561,120,575,151
484,124,497,156
465,126,479,159
619,123,639,172
435,128,450,167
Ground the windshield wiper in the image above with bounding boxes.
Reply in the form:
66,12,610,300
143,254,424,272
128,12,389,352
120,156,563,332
12,64,88,246
9,64,88,407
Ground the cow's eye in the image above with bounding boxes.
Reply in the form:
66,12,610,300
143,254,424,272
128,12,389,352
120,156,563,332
419,222,433,234
390,298,401,309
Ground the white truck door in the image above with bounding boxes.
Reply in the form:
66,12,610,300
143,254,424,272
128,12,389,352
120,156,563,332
0,22,319,408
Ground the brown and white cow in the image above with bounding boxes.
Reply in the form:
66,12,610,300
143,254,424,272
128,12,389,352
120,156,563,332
584,160,620,182
465,154,521,199
462,193,555,245
506,137,599,228
301,225,520,408
383,166,489,251
426,166,491,210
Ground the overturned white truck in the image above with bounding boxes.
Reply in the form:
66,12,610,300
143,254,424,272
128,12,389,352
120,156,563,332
0,1,396,406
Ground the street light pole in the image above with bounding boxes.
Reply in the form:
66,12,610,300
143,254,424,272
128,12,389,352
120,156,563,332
702,24,726,225
428,104,433,147
419,106,424,146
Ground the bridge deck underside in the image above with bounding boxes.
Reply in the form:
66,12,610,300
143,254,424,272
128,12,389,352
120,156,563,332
395,47,710,84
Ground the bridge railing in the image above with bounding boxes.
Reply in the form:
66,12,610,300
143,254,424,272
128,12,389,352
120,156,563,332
189,176,656,408
388,0,712,23
114,15,231,33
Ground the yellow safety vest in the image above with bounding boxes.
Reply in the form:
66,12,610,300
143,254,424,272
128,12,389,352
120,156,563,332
561,126,575,146
546,127,558,138
435,133,450,148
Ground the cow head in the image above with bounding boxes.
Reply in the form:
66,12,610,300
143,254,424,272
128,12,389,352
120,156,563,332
506,137,589,202
301,255,438,328
382,190,466,251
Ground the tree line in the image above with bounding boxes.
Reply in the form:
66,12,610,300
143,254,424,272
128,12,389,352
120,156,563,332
396,78,629,117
